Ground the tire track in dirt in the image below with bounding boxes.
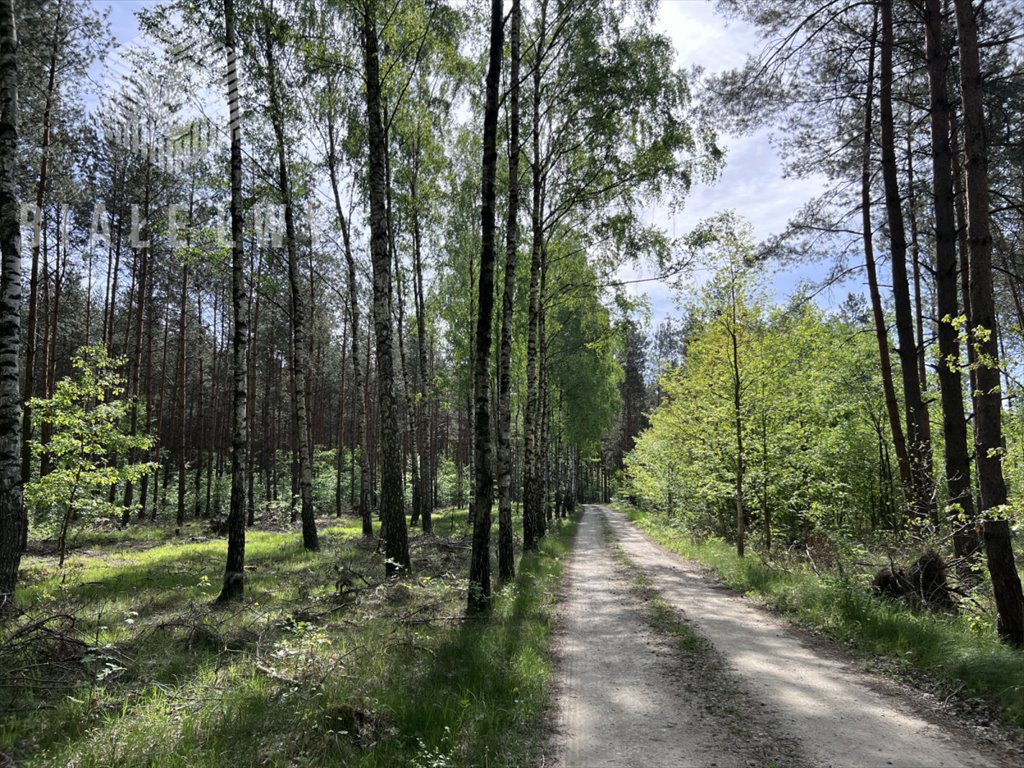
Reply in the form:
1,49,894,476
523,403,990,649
549,506,811,768
550,506,1017,767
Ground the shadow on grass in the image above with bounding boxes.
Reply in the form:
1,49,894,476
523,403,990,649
20,526,361,617
3,514,579,767
2,524,373,764
361,514,578,768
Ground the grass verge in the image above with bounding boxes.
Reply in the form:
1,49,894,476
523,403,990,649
616,503,1024,734
1,510,578,767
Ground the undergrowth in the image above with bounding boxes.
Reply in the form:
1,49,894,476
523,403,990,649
1,509,578,767
616,503,1024,734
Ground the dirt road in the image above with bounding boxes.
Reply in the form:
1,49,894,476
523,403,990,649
549,506,1015,768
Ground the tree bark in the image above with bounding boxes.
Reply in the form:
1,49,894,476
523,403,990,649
219,0,248,601
265,19,317,551
952,0,1024,646
468,0,504,613
921,0,979,560
326,115,372,537
152,310,170,520
497,0,522,583
0,0,23,618
20,5,62,511
174,264,189,527
40,216,63,479
860,12,912,503
335,318,348,517
905,131,928,394
392,227,420,534
523,0,547,552
122,168,151,524
246,245,261,526
536,249,549,538
411,167,432,534
362,0,409,575
879,0,936,524
535,244,548,540
730,277,745,558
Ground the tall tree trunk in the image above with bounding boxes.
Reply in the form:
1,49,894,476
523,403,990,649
288,333,298,523
0,0,23,618
948,101,986,519
411,167,432,534
194,337,204,519
535,244,548,540
20,6,62,508
379,112,419,530
921,0,979,561
326,114,372,537
246,246,262,526
949,107,982,507
265,21,317,551
174,265,189,527
879,0,936,524
122,170,151,524
861,12,912,500
730,278,745,558
138,228,155,519
468,0,504,613
335,319,348,517
523,0,547,552
153,310,171,520
905,131,929,393
952,0,1024,646
364,320,376,513
204,291,221,518
219,0,248,601
362,0,408,575
40,220,60,479
497,0,522,583
263,343,273,506
393,232,420,532
540,325,552,524
102,161,125,352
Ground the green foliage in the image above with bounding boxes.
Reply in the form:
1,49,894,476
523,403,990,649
26,345,155,563
548,243,623,455
434,455,464,509
312,448,351,512
1001,389,1024,537
626,226,896,545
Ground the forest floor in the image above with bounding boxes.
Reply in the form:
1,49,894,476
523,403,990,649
548,505,1024,768
2,509,576,767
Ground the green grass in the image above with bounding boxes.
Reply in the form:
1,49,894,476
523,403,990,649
1,509,578,767
616,503,1024,734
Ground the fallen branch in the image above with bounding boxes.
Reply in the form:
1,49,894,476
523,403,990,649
254,662,300,687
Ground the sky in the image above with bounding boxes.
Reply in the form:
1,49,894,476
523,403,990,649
93,0,838,326
638,1,834,323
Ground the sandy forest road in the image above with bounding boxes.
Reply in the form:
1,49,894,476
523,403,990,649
548,506,1016,768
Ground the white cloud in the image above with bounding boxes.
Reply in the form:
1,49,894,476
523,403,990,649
657,0,761,73
616,1,831,326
